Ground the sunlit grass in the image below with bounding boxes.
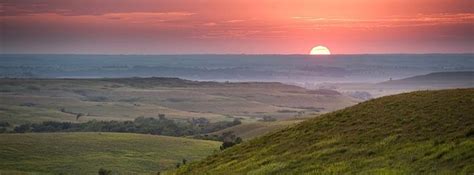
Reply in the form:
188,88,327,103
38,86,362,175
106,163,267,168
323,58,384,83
0,132,220,174
176,89,474,174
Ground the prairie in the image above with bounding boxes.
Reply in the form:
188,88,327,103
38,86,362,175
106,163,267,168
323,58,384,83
177,89,474,174
0,132,220,174
0,78,356,125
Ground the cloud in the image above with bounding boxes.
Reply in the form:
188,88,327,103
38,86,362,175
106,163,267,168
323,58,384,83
99,12,195,23
292,13,474,28
193,30,261,39
225,19,245,23
1,11,196,25
203,22,217,26
0,1,196,17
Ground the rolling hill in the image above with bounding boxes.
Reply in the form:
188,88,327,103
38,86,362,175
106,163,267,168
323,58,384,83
0,78,356,125
317,71,474,98
210,119,303,140
379,71,474,88
176,88,474,174
0,132,220,174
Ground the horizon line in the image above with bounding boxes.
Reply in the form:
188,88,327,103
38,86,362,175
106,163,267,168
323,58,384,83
1,52,473,56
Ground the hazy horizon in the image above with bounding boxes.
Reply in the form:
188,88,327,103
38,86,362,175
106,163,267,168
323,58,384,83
2,54,472,86
2,53,474,56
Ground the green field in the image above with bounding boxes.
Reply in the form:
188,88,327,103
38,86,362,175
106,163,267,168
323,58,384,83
176,89,474,174
0,132,220,174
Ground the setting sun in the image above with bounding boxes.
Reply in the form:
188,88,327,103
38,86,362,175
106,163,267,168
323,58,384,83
310,46,331,55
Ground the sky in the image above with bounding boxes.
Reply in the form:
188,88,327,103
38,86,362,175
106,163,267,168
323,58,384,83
1,0,473,54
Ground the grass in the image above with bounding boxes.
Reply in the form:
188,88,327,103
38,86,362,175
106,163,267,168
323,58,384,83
176,88,474,174
211,119,303,140
0,78,355,125
0,132,221,174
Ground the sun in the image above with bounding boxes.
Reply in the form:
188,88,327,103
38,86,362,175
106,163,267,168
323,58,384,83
310,46,331,55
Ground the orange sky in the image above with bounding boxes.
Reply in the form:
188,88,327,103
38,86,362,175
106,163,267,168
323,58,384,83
1,0,473,54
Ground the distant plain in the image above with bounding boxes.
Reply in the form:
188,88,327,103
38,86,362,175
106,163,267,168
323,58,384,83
0,78,356,125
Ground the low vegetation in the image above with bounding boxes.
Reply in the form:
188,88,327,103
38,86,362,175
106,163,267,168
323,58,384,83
0,132,220,174
176,89,474,174
7,116,241,137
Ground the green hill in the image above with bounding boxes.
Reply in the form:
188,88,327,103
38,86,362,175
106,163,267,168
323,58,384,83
177,89,474,174
210,120,302,140
0,132,220,174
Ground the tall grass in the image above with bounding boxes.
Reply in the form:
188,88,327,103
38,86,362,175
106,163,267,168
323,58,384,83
177,89,474,174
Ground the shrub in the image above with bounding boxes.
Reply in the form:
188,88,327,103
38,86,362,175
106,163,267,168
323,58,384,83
0,121,10,127
220,141,236,150
98,168,112,175
14,124,31,133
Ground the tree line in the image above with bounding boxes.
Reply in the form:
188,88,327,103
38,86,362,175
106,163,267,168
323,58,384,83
7,115,241,137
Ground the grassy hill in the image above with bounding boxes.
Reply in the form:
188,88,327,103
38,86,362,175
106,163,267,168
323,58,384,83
379,71,474,87
176,89,474,174
0,78,355,125
210,120,303,140
0,132,220,174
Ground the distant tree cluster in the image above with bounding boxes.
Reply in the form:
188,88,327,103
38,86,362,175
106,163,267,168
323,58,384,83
10,115,241,137
98,168,112,175
0,121,10,133
194,131,243,150
219,131,243,150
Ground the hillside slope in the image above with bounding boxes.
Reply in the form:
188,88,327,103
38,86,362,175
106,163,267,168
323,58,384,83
210,120,302,140
177,89,474,174
0,132,220,174
379,71,474,87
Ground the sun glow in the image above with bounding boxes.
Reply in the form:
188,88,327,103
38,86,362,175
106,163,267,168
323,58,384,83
310,46,331,55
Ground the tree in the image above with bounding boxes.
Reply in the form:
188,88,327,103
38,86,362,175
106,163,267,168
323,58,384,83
76,113,83,120
231,118,242,125
220,141,236,150
191,117,210,126
182,158,187,165
235,137,243,144
14,124,31,133
219,132,243,150
98,168,112,175
0,121,10,127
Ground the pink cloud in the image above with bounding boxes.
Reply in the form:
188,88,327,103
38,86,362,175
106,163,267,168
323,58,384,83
291,13,474,28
